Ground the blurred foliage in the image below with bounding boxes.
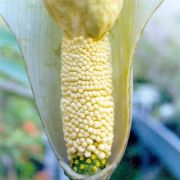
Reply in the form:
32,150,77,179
134,0,180,138
111,132,176,180
0,21,44,179
0,22,29,86
134,0,180,115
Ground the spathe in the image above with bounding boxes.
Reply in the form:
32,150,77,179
0,0,164,179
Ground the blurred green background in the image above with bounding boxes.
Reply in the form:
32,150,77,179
0,0,179,180
0,17,46,180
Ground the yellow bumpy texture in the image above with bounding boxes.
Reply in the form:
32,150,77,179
61,35,114,174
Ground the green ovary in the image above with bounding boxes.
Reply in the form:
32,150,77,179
61,35,114,174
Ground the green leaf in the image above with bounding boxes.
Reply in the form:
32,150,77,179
0,58,28,85
0,0,164,179
0,28,19,51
